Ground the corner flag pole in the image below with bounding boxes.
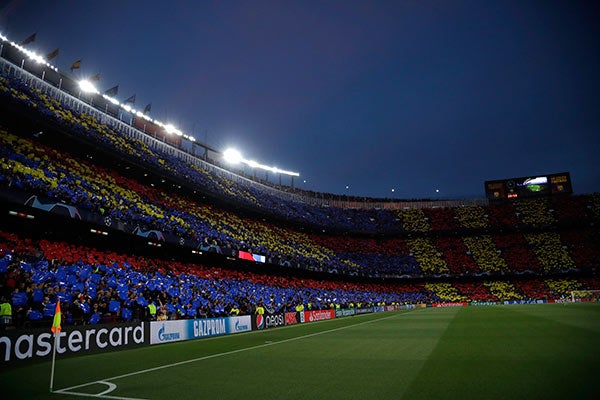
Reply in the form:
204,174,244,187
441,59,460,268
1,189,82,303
49,300,62,392
49,331,59,392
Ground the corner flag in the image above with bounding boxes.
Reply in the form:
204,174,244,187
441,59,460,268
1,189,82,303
51,300,62,334
49,300,62,392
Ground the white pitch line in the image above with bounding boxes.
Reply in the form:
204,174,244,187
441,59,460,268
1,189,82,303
55,309,416,400
54,380,147,400
97,381,118,396
52,389,147,400
56,311,413,398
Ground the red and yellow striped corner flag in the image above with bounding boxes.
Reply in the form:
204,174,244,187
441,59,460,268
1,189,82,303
51,300,62,334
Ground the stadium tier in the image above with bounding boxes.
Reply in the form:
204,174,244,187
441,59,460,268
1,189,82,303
1,124,599,278
1,230,599,330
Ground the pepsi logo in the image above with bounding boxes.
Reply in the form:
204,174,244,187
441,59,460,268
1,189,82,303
256,314,265,330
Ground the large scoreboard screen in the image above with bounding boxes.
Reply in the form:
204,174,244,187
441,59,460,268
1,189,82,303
485,172,572,200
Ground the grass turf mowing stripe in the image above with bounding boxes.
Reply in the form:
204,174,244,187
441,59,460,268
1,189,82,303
4,310,427,399
87,307,457,400
8,304,596,400
402,304,600,400
509,302,600,334
55,311,409,395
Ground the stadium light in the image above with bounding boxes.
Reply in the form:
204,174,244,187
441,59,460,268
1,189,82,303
0,34,58,72
2,32,294,176
164,124,184,136
29,53,45,64
164,124,176,133
79,80,99,94
222,148,299,177
102,95,120,105
223,148,243,164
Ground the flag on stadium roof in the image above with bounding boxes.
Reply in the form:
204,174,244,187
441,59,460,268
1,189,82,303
70,59,82,71
45,48,59,61
20,33,36,46
143,103,152,114
51,300,62,334
123,94,136,104
104,85,119,97
89,73,101,82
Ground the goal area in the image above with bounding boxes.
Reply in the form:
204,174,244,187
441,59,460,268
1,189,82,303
570,290,600,302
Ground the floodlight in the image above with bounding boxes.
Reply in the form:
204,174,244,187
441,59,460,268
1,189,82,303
1,31,303,178
79,80,98,93
29,54,45,64
241,157,299,176
283,170,300,177
223,148,243,164
164,124,183,136
102,95,120,105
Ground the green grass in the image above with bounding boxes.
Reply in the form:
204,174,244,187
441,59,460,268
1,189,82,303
2,303,599,399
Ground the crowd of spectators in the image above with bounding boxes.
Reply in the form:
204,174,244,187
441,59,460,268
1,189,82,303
483,281,522,301
1,229,599,331
462,236,508,273
454,205,488,230
396,208,430,233
524,232,577,273
1,123,598,278
0,68,600,322
515,199,556,226
406,238,450,275
424,283,469,302
544,278,582,298
0,69,599,332
422,207,458,231
434,237,480,275
0,230,440,330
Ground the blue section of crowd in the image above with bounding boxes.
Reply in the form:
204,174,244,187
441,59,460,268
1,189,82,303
0,234,434,330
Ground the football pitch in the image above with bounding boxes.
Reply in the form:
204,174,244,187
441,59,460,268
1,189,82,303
2,303,599,400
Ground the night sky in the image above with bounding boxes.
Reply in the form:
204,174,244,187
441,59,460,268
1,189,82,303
1,0,598,199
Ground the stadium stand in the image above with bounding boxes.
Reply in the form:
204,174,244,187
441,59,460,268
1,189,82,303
0,42,599,332
0,230,442,327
